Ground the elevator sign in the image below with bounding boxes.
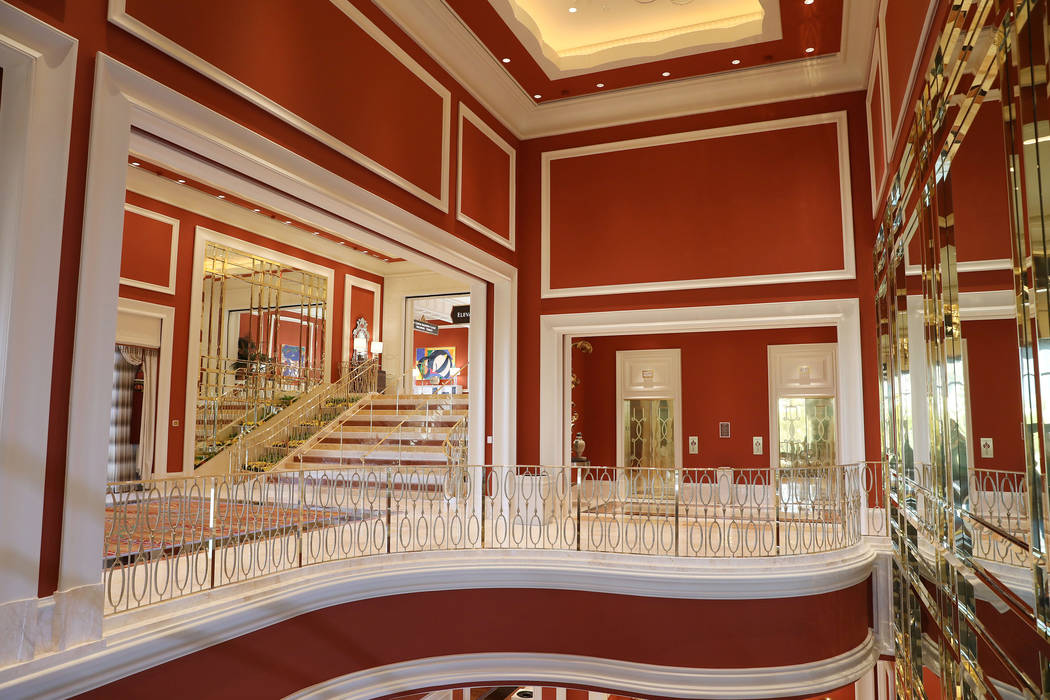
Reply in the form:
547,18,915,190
413,319,439,335
451,305,471,324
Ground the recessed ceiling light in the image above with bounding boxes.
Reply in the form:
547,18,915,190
804,0,815,4
596,82,604,88
216,195,225,199
502,57,511,63
805,47,815,53
282,220,291,224
731,59,741,65
176,179,186,184
661,71,671,77
534,94,542,99
252,208,260,212
131,161,140,167
568,6,577,12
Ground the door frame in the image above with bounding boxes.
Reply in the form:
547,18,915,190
614,349,684,469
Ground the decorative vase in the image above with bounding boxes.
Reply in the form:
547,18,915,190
572,432,586,459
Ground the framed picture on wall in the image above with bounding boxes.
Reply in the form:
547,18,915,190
415,346,455,380
281,344,304,377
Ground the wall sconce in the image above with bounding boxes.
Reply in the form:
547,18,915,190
353,335,367,363
370,341,383,357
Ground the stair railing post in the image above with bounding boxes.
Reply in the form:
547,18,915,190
297,468,304,569
576,466,582,552
386,466,392,554
674,467,680,557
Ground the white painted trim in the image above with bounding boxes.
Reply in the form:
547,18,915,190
0,545,877,698
288,636,876,700
0,1,77,605
107,0,453,212
373,0,880,139
183,227,336,473
119,203,180,295
539,299,865,468
456,103,516,250
343,275,383,365
115,298,174,478
614,349,684,470
866,24,892,216
901,221,1012,276
884,0,940,163
63,54,516,599
540,112,856,298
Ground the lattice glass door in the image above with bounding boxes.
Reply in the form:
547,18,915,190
623,398,675,499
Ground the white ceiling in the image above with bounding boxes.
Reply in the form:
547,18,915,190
493,0,779,75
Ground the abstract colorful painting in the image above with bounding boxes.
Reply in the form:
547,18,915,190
415,346,455,379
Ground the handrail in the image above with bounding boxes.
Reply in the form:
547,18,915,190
235,358,379,471
103,461,884,614
442,414,468,466
357,419,408,464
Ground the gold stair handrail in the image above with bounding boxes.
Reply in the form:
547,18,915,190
358,418,408,464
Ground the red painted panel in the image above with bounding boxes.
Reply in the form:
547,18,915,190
574,328,837,469
951,104,1014,263
547,123,845,290
884,0,933,132
120,208,174,289
963,319,1025,472
349,286,376,341
868,69,886,198
76,583,872,699
460,117,512,241
123,0,446,200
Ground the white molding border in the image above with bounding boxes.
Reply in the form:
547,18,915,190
373,0,880,139
119,203,180,295
883,0,939,164
901,219,1012,276
540,112,856,299
182,226,337,473
539,299,865,468
107,0,453,212
287,637,875,700
0,545,877,699
343,274,383,365
115,298,175,478
0,3,77,604
61,54,516,603
614,349,684,470
766,343,839,471
866,24,892,216
456,103,516,250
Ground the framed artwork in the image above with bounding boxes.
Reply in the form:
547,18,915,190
415,346,456,379
281,344,304,377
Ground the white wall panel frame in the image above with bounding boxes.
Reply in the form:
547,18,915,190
540,112,856,298
108,0,453,212
457,103,516,250
118,202,180,295
343,274,383,365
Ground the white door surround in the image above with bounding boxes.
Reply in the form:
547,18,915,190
766,342,839,470
61,54,517,608
615,348,684,469
540,299,865,469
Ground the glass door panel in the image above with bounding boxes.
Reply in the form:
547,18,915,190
623,398,675,499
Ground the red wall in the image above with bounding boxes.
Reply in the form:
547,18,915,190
573,328,837,469
120,207,174,288
963,319,1025,472
547,121,845,291
460,118,512,242
516,91,881,468
117,191,383,473
883,0,934,135
76,582,872,700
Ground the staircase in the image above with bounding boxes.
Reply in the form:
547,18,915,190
293,394,469,468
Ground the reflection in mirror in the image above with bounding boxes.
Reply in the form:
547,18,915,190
195,242,327,465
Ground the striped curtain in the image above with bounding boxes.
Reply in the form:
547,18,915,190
107,347,138,482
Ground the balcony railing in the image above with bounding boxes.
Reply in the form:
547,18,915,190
101,462,900,614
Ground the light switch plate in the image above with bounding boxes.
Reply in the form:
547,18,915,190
752,436,763,455
486,435,493,444
980,437,993,458
688,436,699,454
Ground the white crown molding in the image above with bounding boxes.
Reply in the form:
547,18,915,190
373,0,879,139
456,103,516,250
0,546,877,698
119,202,180,295
540,111,855,298
107,0,452,212
287,635,876,700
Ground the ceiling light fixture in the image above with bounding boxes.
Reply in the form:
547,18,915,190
216,195,225,199
252,208,260,212
568,6,577,12
661,71,671,77
176,179,186,184
534,94,542,99
731,59,741,65
596,82,604,88
805,47,815,53
502,57,511,63
804,0,815,4
131,161,140,167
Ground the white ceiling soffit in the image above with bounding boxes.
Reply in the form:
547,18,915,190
372,0,879,139
490,0,780,78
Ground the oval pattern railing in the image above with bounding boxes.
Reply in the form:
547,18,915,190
103,462,899,614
